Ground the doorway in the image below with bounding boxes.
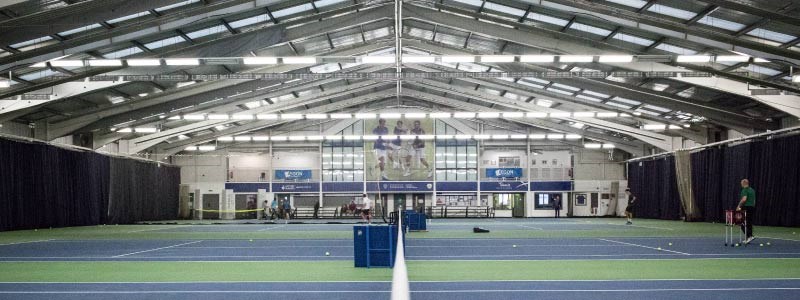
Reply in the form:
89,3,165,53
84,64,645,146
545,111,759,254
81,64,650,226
492,193,524,217
412,194,426,213
394,194,407,211
202,194,220,219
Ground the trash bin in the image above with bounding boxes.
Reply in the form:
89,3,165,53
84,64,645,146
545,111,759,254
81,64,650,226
353,225,404,268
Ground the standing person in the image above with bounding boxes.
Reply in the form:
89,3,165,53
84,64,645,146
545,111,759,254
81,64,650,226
553,195,562,218
313,200,320,219
360,194,373,224
410,121,433,178
737,179,756,244
262,200,269,220
271,197,279,220
282,196,292,224
372,119,390,181
624,188,636,225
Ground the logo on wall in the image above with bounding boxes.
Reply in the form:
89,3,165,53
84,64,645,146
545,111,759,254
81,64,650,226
485,168,523,178
274,169,312,180
426,183,432,189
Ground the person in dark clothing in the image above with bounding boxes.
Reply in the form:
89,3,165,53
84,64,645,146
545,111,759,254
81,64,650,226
625,188,636,225
737,179,756,244
313,200,320,219
553,195,562,218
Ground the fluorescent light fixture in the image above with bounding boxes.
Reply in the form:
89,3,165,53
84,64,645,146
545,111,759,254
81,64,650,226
198,145,216,151
473,135,490,140
31,62,46,67
165,58,200,65
536,99,553,107
50,60,84,67
571,122,585,129
404,112,427,118
596,112,619,118
218,136,234,142
117,128,133,133
231,114,254,120
584,143,602,149
282,57,316,64
134,127,158,133
566,134,582,139
400,135,416,141
793,75,800,83
754,58,770,63
183,114,205,120
526,112,548,118
642,124,666,130
252,136,270,141
547,134,564,139
0,81,9,88
288,136,306,141
602,144,615,149
330,113,351,119
560,55,594,62
362,56,395,64
234,136,251,141
668,125,682,130
510,134,527,139
88,59,122,66
573,112,595,118
243,57,277,64
598,55,633,63
270,136,288,141
362,135,379,140
502,112,524,118
168,116,181,120
305,114,328,119
619,113,633,117
454,112,476,118
520,55,554,63
549,112,571,118
184,146,198,151
343,135,360,140
355,113,376,119
454,135,472,140
127,59,161,66
419,135,435,140
491,135,509,140
402,56,435,63
380,113,402,119
324,135,342,140
256,114,278,120
430,112,451,118
529,134,546,139
281,114,303,120
207,114,229,120
307,136,324,141
441,55,475,63
481,55,515,62
716,55,749,62
477,112,500,118
676,55,711,63
436,135,454,139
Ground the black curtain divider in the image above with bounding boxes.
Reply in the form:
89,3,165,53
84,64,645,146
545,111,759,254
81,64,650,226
0,137,180,231
627,156,682,220
108,158,180,224
689,147,724,222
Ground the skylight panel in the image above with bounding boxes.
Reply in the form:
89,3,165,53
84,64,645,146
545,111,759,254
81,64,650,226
642,104,670,112
605,0,647,9
107,11,151,24
611,97,641,105
636,109,662,116
143,36,186,49
606,102,632,109
551,83,580,91
19,69,60,81
364,27,391,40
452,0,482,6
272,3,314,19
315,0,347,7
483,2,526,16
741,64,783,76
103,46,144,59
155,0,200,12
186,25,227,39
10,36,52,49
310,63,341,73
59,23,103,36
647,4,696,20
571,23,613,36
655,43,697,55
576,95,603,102
583,90,610,98
547,87,576,96
697,16,746,31
611,33,654,46
746,28,796,43
228,14,269,28
517,80,545,89
522,77,550,85
527,12,569,27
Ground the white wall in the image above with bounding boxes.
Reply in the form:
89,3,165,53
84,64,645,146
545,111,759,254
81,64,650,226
573,150,625,180
482,149,528,168
272,151,319,169
229,152,270,181
530,150,571,180
174,152,228,183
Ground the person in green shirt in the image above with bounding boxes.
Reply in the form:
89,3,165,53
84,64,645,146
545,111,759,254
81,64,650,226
736,179,756,244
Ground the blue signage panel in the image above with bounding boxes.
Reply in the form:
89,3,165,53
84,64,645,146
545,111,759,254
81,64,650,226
224,182,270,193
530,181,573,191
436,182,478,192
485,168,523,178
366,182,434,192
274,169,312,180
322,182,364,193
480,181,528,192
272,182,320,193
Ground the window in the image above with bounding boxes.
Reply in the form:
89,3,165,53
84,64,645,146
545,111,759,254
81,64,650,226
322,122,364,182
534,193,562,209
498,156,520,168
435,120,478,181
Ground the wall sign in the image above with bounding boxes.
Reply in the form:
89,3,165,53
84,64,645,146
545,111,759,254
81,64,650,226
322,182,364,193
480,181,528,192
485,168,523,178
366,182,433,192
436,182,478,192
274,169,312,180
272,182,320,193
224,182,270,193
530,181,573,191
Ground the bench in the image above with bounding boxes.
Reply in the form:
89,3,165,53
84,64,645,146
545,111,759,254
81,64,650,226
290,207,339,219
429,206,494,218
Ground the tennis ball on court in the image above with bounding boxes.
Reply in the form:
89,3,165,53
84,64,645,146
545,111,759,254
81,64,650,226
767,242,771,246
512,245,517,248
34,229,37,232
735,243,740,247
249,239,253,242
668,243,673,246
760,243,764,247
657,247,662,251
325,252,330,256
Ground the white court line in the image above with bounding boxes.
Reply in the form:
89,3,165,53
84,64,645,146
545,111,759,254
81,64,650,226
2,288,800,294
761,237,800,242
4,278,800,284
0,239,53,246
257,225,286,231
406,245,628,248
127,226,184,233
516,225,544,230
603,223,675,231
179,246,354,249
600,239,691,256
112,241,203,258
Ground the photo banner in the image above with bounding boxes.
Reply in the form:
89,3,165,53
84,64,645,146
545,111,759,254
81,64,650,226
364,117,434,181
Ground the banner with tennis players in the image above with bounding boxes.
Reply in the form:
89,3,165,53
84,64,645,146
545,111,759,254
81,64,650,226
364,117,434,181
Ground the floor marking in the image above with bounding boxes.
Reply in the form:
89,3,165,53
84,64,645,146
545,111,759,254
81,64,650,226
2,288,800,294
516,225,544,230
112,241,203,258
127,226,185,233
604,223,675,231
257,225,287,231
0,239,53,246
600,239,691,255
3,278,800,284
178,246,354,249
761,237,800,242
